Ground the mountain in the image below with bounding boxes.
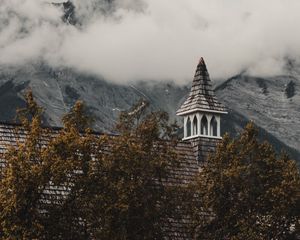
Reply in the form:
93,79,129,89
0,64,188,131
218,74,300,150
219,73,300,164
0,63,299,163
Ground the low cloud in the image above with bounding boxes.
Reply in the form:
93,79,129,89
1,0,300,84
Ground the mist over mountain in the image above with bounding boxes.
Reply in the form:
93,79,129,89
2,0,300,84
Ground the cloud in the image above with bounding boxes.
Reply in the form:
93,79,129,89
1,0,300,84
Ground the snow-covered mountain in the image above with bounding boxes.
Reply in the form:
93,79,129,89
218,74,300,164
0,64,188,131
217,74,300,152
0,63,299,163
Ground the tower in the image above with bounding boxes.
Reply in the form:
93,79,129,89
176,58,227,163
177,58,227,141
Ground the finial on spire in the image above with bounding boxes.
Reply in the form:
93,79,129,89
198,57,205,66
197,57,207,71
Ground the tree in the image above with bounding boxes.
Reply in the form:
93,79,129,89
43,100,181,239
41,100,98,240
89,100,180,239
0,95,182,239
0,91,49,239
189,122,300,240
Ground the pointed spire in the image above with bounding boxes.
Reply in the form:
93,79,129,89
176,57,227,115
198,57,205,67
196,57,208,76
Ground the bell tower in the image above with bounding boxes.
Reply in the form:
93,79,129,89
177,58,227,141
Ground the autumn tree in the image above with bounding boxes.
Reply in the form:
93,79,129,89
0,91,49,239
41,100,181,239
189,122,300,240
88,100,180,239
0,95,182,240
41,100,98,240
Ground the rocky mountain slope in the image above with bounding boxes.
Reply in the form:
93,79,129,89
0,64,189,131
0,63,299,162
218,74,300,152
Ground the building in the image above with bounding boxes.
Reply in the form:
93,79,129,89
177,57,227,165
164,57,228,238
0,58,227,239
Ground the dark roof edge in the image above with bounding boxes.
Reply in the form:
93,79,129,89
0,120,193,146
0,120,109,136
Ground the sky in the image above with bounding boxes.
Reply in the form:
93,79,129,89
0,0,300,84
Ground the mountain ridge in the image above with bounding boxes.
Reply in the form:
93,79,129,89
0,64,299,163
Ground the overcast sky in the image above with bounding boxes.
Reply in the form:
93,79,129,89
1,0,300,84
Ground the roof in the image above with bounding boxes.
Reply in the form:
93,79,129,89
0,122,199,239
176,58,227,115
0,122,199,185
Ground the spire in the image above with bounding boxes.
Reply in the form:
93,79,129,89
176,58,227,115
198,57,206,69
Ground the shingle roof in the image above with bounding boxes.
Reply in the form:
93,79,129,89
0,122,198,184
0,122,200,239
177,58,227,115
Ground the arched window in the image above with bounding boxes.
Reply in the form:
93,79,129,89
201,115,208,135
192,116,198,136
210,116,218,136
186,117,191,137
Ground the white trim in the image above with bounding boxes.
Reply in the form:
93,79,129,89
197,113,201,137
177,108,228,116
183,116,188,138
216,115,221,137
207,115,212,136
192,115,198,136
183,135,222,141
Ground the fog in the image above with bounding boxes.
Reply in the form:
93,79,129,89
1,0,300,84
